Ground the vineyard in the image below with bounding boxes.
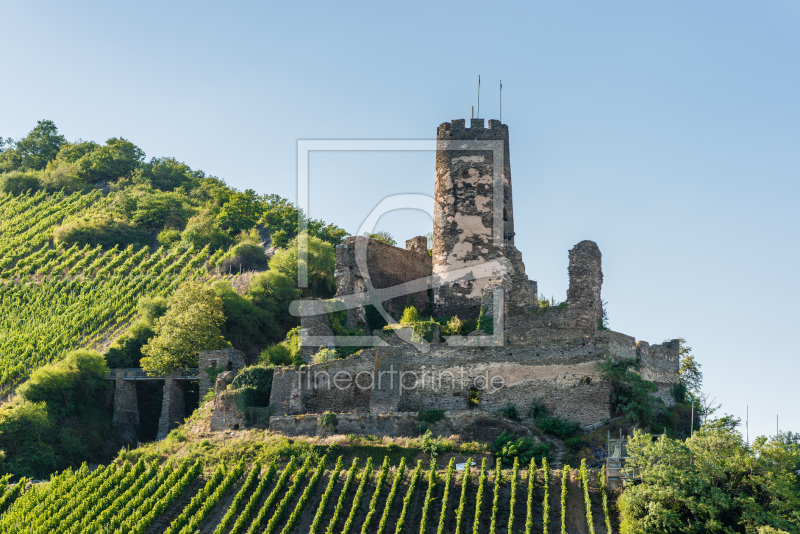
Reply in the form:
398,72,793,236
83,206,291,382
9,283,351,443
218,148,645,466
0,456,614,533
0,189,229,388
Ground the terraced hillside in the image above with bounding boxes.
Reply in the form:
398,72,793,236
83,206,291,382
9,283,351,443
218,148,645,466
0,456,614,534
0,189,226,389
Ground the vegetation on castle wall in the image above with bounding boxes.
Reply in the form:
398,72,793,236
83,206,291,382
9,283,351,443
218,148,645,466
597,356,662,427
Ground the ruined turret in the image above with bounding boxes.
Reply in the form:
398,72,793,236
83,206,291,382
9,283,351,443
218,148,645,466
432,119,533,318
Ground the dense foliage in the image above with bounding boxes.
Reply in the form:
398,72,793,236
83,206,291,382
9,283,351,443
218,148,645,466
0,351,115,477
619,427,800,534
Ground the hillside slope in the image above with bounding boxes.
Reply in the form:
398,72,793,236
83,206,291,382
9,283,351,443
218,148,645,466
0,189,227,389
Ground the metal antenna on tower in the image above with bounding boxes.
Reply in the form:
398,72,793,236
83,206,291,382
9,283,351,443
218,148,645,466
477,75,481,118
500,80,503,122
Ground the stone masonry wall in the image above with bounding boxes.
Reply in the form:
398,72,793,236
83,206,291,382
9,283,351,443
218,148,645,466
269,410,536,442
112,371,139,445
334,236,431,330
199,348,245,394
156,370,185,440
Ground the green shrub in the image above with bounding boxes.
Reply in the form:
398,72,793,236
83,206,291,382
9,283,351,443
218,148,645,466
0,350,116,478
501,403,521,421
536,415,580,440
597,356,663,426
157,228,181,246
54,214,150,249
529,398,549,419
476,305,493,335
0,170,42,195
227,242,269,271
311,347,337,364
493,431,551,465
320,411,337,429
230,366,274,408
104,319,155,368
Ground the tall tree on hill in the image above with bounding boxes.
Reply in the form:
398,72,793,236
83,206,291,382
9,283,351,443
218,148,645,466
217,189,262,235
140,281,229,373
14,120,66,170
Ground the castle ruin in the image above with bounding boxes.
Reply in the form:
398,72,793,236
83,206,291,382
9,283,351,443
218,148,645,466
265,118,680,437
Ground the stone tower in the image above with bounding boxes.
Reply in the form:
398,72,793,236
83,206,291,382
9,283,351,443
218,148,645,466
432,118,533,319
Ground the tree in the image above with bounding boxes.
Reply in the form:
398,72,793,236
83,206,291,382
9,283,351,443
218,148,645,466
268,231,336,298
248,270,301,332
133,156,196,191
217,189,262,235
180,211,233,252
14,120,66,170
140,281,229,373
211,280,276,349
619,427,800,534
78,137,144,182
676,338,703,400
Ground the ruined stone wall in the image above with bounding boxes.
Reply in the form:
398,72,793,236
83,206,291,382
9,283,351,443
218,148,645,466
199,348,245,394
272,322,681,428
638,339,681,406
432,119,533,319
269,409,535,442
334,236,431,330
269,352,376,415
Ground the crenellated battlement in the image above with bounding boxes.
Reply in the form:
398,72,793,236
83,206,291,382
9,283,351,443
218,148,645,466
437,118,509,139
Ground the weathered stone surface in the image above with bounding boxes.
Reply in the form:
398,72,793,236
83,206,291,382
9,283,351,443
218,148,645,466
199,348,245,394
210,390,245,431
334,236,431,330
432,119,533,319
156,370,185,440
112,370,139,445
269,409,536,442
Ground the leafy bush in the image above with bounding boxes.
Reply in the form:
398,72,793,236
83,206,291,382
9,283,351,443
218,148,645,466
104,319,155,368
320,411,337,429
0,350,116,478
529,397,549,419
248,270,301,331
501,403,521,421
311,347,337,364
260,326,302,366
211,279,276,350
0,170,42,194
225,242,269,271
619,428,800,534
231,366,274,408
597,356,663,426
262,343,294,366
269,231,336,298
180,212,233,252
493,431,551,465
476,305,493,335
54,214,150,249
418,430,453,458
362,231,396,246
536,415,580,440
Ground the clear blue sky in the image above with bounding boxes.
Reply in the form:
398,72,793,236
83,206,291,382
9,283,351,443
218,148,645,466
2,1,798,439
